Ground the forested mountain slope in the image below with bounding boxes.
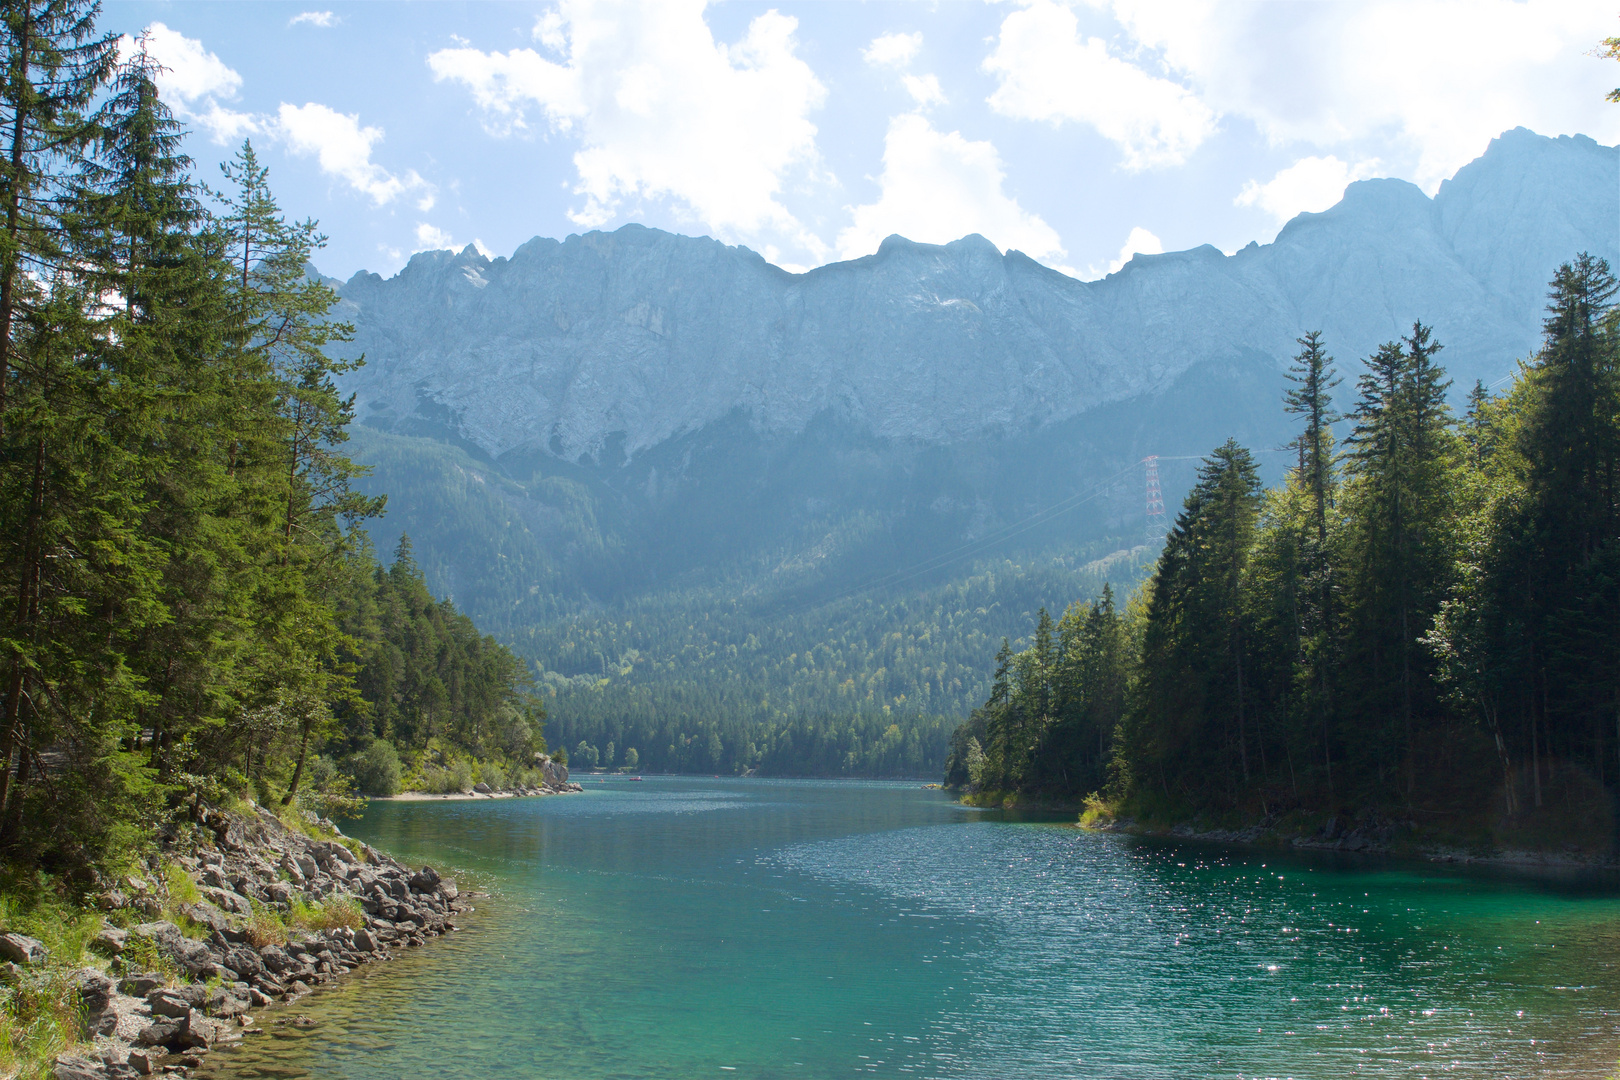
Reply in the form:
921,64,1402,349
330,129,1617,775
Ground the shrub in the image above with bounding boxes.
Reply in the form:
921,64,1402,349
289,896,363,932
245,902,287,949
476,760,507,790
347,740,402,796
298,756,367,820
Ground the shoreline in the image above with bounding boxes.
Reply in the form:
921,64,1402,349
945,788,1619,873
40,802,497,1080
1093,816,1620,874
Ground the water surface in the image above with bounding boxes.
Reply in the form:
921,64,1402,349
200,777,1620,1079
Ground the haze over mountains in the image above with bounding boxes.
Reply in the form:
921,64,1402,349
326,128,1618,763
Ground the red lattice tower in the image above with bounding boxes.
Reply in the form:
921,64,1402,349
1143,455,1167,544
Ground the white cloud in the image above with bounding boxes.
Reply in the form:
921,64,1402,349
901,74,946,108
1103,0,1620,189
278,102,430,206
1083,225,1163,278
837,113,1064,263
289,11,338,28
415,223,455,251
136,23,428,210
131,22,263,142
983,0,1217,170
429,0,826,246
863,31,922,68
1235,155,1383,224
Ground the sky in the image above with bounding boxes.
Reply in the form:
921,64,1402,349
103,1,1620,281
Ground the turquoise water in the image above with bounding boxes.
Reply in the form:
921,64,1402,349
200,778,1620,1079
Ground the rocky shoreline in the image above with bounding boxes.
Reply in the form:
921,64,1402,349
21,766,579,1080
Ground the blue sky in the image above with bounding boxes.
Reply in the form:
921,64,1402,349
104,1,1620,281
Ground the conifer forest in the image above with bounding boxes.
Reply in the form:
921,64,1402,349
0,8,541,877
947,259,1620,842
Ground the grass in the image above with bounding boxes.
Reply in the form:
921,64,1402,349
0,880,111,1079
164,862,201,907
244,902,288,949
288,896,363,933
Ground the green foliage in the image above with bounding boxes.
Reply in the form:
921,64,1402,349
346,739,402,796
959,258,1620,843
289,894,362,932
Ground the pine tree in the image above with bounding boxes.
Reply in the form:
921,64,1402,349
0,0,116,423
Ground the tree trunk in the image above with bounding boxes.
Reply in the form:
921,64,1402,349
282,716,312,806
0,14,32,429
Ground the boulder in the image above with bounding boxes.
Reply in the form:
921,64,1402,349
258,944,292,973
51,1055,104,1080
71,969,114,1012
0,931,47,966
408,865,441,893
137,1015,188,1048
171,937,215,976
91,926,128,956
201,887,251,917
126,1049,158,1076
119,973,165,997
131,921,182,950
352,928,378,953
205,986,248,1018
223,945,264,978
472,782,492,794
439,878,458,900
147,989,192,1019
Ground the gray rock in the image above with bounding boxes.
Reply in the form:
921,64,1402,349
137,1015,187,1048
147,989,192,1019
170,937,215,976
126,1049,157,1077
339,131,1617,469
204,986,248,1018
119,973,165,996
352,928,377,952
131,921,182,950
0,932,46,966
52,1055,104,1080
223,946,264,977
258,944,292,973
439,878,458,900
71,969,115,1012
472,782,492,794
408,865,441,893
91,926,128,955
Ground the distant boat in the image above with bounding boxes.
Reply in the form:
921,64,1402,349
628,776,643,782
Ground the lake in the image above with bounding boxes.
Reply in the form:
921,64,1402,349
197,777,1620,1079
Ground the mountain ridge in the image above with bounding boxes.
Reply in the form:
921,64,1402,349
334,127,1617,465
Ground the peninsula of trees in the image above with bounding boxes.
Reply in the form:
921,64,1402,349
947,257,1620,845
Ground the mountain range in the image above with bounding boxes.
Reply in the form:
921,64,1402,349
326,127,1618,763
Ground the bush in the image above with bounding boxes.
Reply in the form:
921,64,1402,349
476,760,507,790
347,740,402,796
289,896,363,932
298,756,367,820
245,902,288,949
